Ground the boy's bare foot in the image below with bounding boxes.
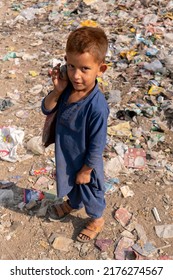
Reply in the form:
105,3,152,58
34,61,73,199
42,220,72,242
77,217,104,243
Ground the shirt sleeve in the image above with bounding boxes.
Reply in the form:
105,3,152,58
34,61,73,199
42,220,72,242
41,92,59,116
84,106,109,169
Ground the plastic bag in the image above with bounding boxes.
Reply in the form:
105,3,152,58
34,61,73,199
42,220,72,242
0,126,24,162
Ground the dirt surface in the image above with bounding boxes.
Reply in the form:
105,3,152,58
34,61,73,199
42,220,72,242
0,0,173,260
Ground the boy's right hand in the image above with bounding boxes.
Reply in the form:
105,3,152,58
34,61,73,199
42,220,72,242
48,64,68,95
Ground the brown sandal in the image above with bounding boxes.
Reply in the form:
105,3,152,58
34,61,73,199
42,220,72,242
77,218,105,243
48,200,75,221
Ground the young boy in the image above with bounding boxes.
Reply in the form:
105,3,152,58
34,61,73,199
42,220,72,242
41,26,109,243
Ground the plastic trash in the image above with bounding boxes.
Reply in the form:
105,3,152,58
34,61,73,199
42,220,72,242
143,60,164,73
124,148,146,169
26,136,45,155
23,189,45,203
0,126,24,162
2,52,17,61
107,90,121,103
0,189,14,206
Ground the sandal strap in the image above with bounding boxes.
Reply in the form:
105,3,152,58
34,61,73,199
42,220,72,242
60,200,73,213
54,204,65,217
54,200,73,218
86,219,104,234
79,228,99,240
77,219,105,241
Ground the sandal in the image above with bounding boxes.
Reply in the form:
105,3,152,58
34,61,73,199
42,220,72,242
48,200,75,221
77,218,104,243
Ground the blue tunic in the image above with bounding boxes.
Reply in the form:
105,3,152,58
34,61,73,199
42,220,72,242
41,83,109,198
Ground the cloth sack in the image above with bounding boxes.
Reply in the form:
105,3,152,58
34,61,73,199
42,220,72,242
42,111,57,147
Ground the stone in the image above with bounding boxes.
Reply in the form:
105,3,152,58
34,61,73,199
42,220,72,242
114,208,132,227
52,236,73,251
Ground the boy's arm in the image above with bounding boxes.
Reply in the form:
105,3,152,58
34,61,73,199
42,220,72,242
42,64,68,112
44,89,62,111
84,108,109,168
75,107,109,184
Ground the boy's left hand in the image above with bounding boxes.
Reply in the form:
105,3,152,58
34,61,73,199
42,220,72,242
75,165,92,185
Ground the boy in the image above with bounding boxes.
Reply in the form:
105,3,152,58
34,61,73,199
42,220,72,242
41,26,109,243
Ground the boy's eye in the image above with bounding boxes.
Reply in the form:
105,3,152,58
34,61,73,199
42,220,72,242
67,64,74,69
82,67,90,71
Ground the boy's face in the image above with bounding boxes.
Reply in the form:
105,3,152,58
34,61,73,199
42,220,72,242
65,52,107,94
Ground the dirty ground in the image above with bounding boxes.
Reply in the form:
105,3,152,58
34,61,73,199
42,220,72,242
0,0,173,260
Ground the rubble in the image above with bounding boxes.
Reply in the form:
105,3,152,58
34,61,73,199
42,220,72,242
0,0,173,260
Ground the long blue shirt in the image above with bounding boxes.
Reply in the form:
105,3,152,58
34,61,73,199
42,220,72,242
41,83,109,198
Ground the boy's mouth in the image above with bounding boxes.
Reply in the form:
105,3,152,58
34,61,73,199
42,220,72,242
73,81,82,86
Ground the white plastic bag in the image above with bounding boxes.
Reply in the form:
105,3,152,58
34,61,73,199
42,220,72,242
0,126,24,162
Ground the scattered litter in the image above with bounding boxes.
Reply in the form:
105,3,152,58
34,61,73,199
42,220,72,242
29,165,52,176
114,237,134,260
0,181,15,189
26,136,45,155
95,239,113,252
23,189,45,203
0,99,13,111
0,126,24,162
120,185,135,198
124,148,146,169
52,236,73,251
0,189,14,206
114,208,132,227
132,242,157,257
155,224,173,239
1,0,173,260
152,207,162,222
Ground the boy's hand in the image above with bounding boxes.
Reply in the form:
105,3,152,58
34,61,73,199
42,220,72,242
75,165,93,185
49,64,68,95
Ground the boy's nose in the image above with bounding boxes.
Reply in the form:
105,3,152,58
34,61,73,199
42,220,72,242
73,69,81,79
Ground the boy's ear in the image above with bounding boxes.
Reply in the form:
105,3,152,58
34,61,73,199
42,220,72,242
98,63,107,76
100,63,107,73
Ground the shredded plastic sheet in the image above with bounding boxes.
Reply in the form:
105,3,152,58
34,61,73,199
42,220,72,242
0,126,24,162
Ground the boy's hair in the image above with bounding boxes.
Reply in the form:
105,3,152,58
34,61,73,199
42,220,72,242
66,26,108,63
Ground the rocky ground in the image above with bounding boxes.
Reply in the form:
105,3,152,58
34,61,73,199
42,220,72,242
1,0,173,260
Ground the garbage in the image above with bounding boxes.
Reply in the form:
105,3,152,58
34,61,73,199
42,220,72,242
114,208,132,227
132,242,157,257
26,136,45,155
155,224,173,239
23,188,45,204
104,156,126,177
0,126,24,162
95,239,113,252
134,223,148,244
52,236,73,251
29,165,52,176
0,181,14,189
0,99,13,111
152,207,162,222
2,52,17,61
143,60,164,73
107,122,131,137
120,185,135,198
25,200,37,210
124,148,146,169
107,90,122,104
0,189,14,206
114,237,134,260
1,0,173,260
